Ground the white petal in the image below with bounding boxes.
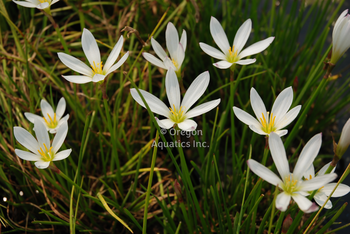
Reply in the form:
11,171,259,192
275,192,291,212
82,28,101,66
333,10,348,34
53,149,72,161
271,87,293,124
250,87,267,124
36,2,49,9
156,118,174,129
233,19,252,54
92,74,105,82
292,193,313,212
314,193,332,209
24,113,42,124
199,43,226,60
13,1,37,8
103,35,123,72
249,124,268,135
210,17,230,54
213,60,234,69
105,52,129,76
51,0,59,5
180,30,187,52
52,122,68,153
130,89,169,117
232,107,261,128
142,52,167,69
166,22,179,61
293,133,322,180
181,71,209,112
269,132,290,179
57,52,93,77
176,43,185,68
33,120,50,149
164,57,176,70
14,127,40,153
274,106,301,130
165,69,181,109
322,183,350,197
317,162,334,176
151,37,167,61
178,119,197,131
186,99,221,118
303,202,319,213
56,97,66,120
337,117,350,157
247,159,283,186
235,59,256,65
15,149,41,161
34,161,50,169
300,173,337,191
238,37,274,59
274,129,288,136
41,99,54,120
303,163,315,180
62,75,92,84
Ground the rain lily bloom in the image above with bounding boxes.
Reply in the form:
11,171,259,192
24,97,69,134
142,22,186,77
248,132,338,212
233,87,301,137
330,9,350,64
335,117,350,158
14,120,71,169
130,69,220,131
303,162,350,209
13,0,59,12
199,17,274,69
57,28,129,84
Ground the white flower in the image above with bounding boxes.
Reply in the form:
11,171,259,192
14,120,71,169
248,132,338,212
24,97,69,134
142,22,186,77
130,69,220,131
57,28,129,84
233,87,301,137
330,9,350,64
199,17,274,69
303,162,350,209
13,0,59,10
336,117,350,157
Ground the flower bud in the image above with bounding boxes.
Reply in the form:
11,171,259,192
336,117,350,158
174,179,183,203
282,214,293,233
330,9,350,64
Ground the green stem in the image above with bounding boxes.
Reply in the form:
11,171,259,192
262,139,270,166
44,11,69,53
268,186,279,234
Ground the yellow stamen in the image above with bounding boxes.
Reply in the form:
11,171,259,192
37,143,54,162
91,61,104,75
169,104,186,123
172,59,179,69
43,113,58,129
227,46,238,63
38,0,49,3
282,174,299,195
259,112,276,134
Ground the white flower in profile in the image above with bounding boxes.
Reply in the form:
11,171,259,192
303,162,350,209
248,132,338,212
57,28,129,84
233,87,301,137
13,0,59,10
24,97,69,134
14,120,71,169
130,69,220,131
336,117,350,158
330,9,350,64
142,22,186,77
199,17,274,69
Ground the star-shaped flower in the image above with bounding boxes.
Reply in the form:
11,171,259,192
233,87,301,136
24,97,69,134
58,28,129,84
199,17,274,69
130,69,220,131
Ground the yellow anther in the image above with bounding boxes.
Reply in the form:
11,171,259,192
260,112,276,134
38,0,48,3
169,104,186,123
37,143,54,162
227,46,238,63
91,61,104,75
317,186,324,192
43,113,58,129
310,175,312,180
172,59,179,69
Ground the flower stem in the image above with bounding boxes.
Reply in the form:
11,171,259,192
261,143,270,166
268,185,279,234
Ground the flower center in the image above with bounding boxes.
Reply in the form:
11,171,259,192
43,113,58,129
169,104,186,123
282,174,300,195
38,0,49,3
37,143,54,162
227,46,239,63
172,59,179,69
91,61,104,75
260,112,276,134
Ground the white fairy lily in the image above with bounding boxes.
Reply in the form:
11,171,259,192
14,120,71,169
233,87,301,137
199,17,274,69
142,22,186,77
330,9,350,64
303,162,350,209
57,28,129,84
130,69,220,131
248,132,338,212
24,97,69,134
335,117,350,158
13,0,59,12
